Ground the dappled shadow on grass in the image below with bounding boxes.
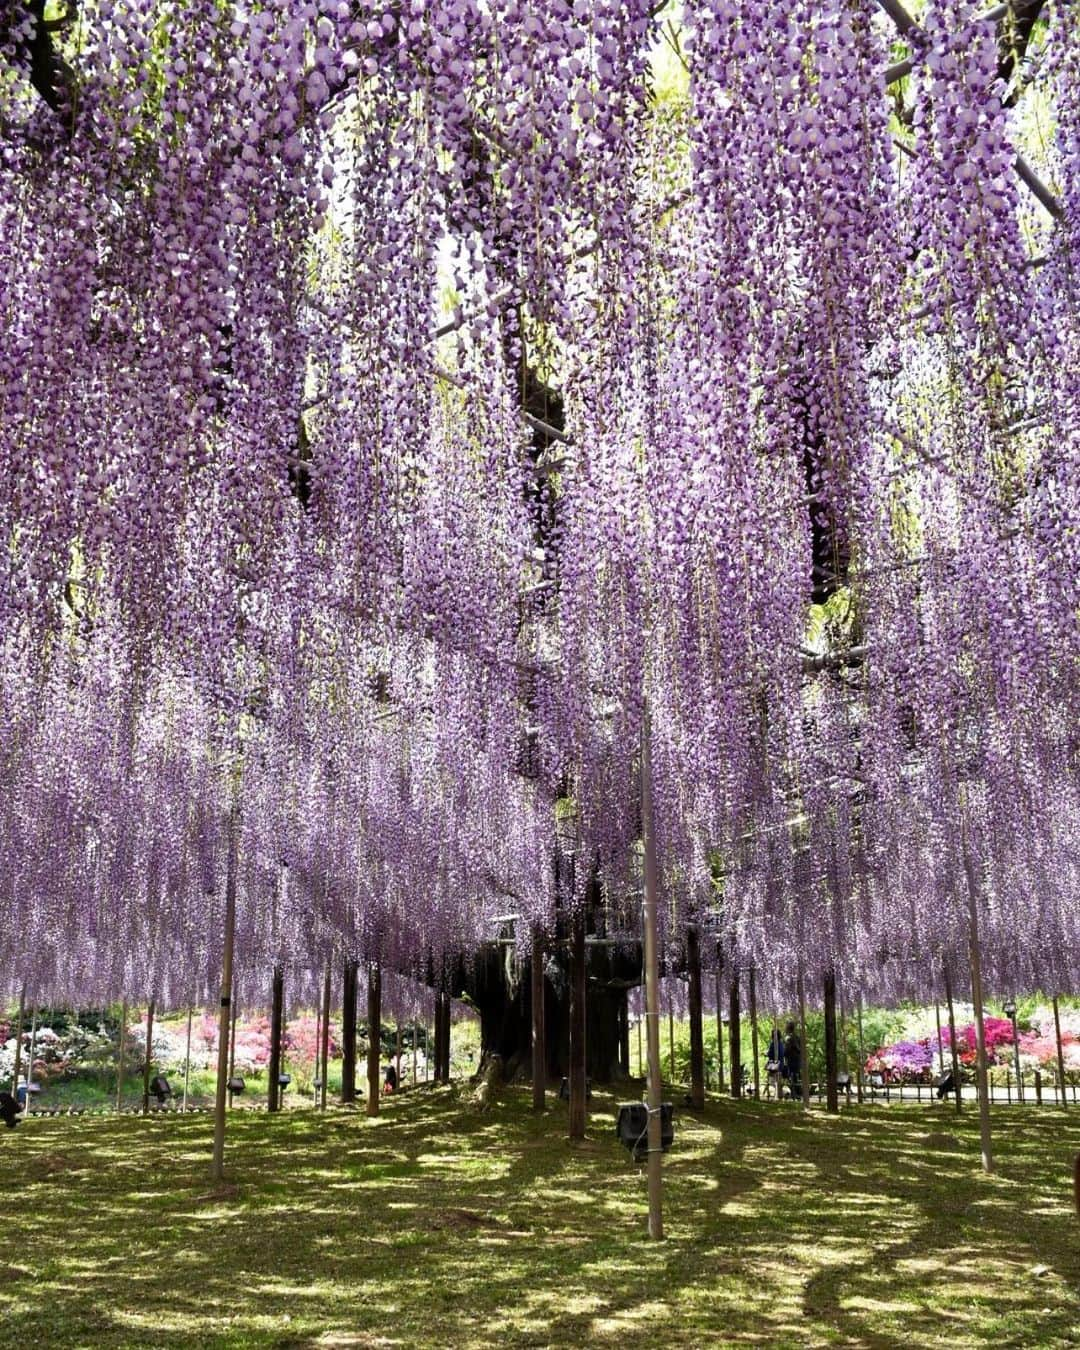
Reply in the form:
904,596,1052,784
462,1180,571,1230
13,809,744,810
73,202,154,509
0,1088,1077,1348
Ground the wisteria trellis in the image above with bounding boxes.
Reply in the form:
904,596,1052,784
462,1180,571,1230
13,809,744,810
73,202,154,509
0,0,1076,1022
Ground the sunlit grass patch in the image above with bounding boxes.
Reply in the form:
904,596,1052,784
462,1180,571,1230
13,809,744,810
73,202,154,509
0,1090,1076,1347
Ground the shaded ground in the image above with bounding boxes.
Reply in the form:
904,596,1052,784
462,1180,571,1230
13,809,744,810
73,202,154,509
0,1086,1077,1347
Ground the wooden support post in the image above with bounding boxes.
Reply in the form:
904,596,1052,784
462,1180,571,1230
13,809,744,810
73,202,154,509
340,959,357,1104
637,1009,643,1078
319,966,331,1111
211,803,239,1181
366,964,381,1116
436,996,446,1082
568,907,587,1140
10,987,24,1094
798,967,810,1109
116,999,128,1116
395,1022,402,1090
824,970,838,1113
268,967,284,1112
142,999,156,1115
183,1005,193,1112
749,966,761,1102
855,994,866,1104
944,962,962,1112
531,927,546,1111
715,954,725,1092
228,997,239,1109
935,1001,945,1074
1053,995,1068,1107
838,984,851,1098
729,969,742,1099
687,926,705,1109
412,1020,418,1087
439,992,451,1080
313,994,322,1104
961,817,994,1173
1009,1007,1025,1104
641,698,664,1240
667,1002,676,1083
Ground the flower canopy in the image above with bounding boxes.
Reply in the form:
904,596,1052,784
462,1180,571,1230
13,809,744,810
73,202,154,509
0,1,1076,1014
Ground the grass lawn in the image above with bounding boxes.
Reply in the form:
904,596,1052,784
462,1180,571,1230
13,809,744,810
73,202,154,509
0,1085,1077,1348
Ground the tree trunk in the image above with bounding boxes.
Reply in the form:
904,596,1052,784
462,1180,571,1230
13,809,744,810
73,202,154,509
268,967,284,1112
686,926,705,1109
568,909,587,1140
341,959,358,1104
469,937,637,1084
531,927,546,1111
142,999,156,1115
729,969,742,1099
367,964,381,1116
824,970,838,1112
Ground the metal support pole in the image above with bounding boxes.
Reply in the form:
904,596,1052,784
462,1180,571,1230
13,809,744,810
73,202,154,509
228,997,238,1109
944,962,962,1113
715,954,725,1092
320,965,331,1111
211,803,239,1182
687,926,705,1109
183,1005,193,1113
568,908,587,1140
1009,1006,1024,1104
961,816,994,1173
366,964,380,1116
531,927,546,1112
142,999,156,1115
798,967,810,1109
10,987,24,1094
116,1000,127,1116
641,699,664,1241
749,966,761,1102
269,967,284,1112
1053,995,1068,1107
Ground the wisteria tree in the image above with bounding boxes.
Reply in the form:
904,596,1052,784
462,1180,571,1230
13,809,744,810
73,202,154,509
0,0,1076,1199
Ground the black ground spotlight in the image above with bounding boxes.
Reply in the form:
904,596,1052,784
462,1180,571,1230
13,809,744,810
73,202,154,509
150,1075,173,1106
616,1102,674,1161
0,1092,19,1129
